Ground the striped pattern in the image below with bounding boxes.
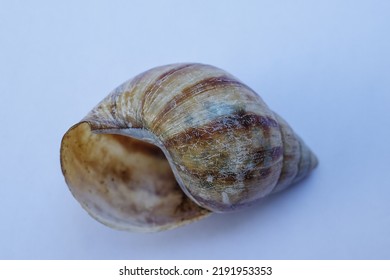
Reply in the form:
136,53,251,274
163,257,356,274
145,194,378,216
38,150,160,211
81,63,317,213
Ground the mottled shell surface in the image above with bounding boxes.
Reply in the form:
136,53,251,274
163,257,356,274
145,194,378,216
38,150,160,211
60,63,318,232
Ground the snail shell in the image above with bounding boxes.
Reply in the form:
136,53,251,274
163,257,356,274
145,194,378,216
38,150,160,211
60,63,318,232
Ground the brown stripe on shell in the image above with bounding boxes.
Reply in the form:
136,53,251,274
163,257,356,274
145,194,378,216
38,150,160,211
140,64,194,121
292,138,315,184
151,75,256,131
270,113,300,193
116,69,153,126
84,87,142,131
179,159,284,212
164,111,279,148
174,146,283,183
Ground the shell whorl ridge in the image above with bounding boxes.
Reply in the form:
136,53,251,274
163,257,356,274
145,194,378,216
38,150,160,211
60,63,318,232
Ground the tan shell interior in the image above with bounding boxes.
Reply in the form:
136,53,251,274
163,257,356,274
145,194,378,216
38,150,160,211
60,122,210,232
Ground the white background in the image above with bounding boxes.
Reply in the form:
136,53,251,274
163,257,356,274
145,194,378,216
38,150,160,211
1,0,389,259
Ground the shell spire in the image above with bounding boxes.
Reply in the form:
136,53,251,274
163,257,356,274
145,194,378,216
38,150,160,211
60,63,318,231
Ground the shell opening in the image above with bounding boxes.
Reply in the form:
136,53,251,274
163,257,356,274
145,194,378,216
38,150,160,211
60,122,210,232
